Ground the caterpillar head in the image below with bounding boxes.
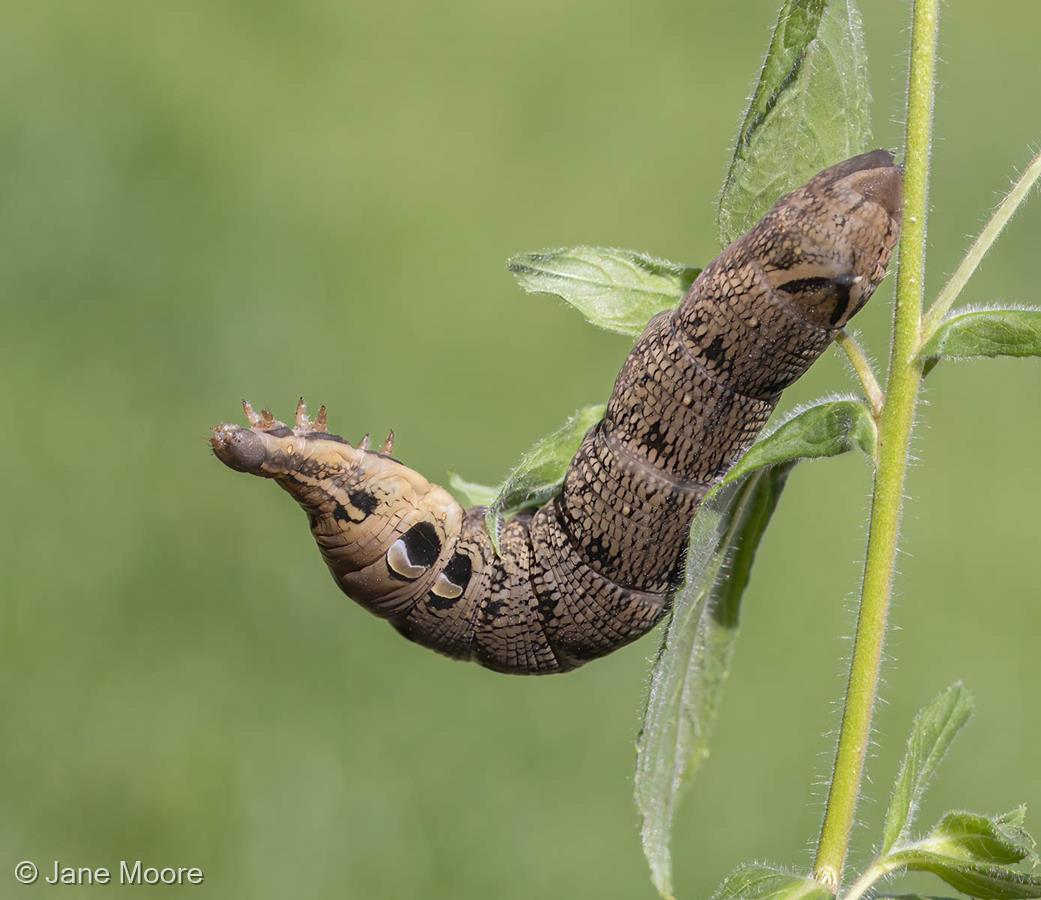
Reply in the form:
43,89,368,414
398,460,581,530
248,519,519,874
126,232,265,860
210,399,454,544
210,399,370,479
754,148,903,329
212,399,464,619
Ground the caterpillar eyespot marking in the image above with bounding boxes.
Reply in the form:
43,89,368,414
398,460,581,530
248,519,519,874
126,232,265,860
386,523,442,580
430,575,464,605
210,151,902,675
386,540,425,579
437,554,473,598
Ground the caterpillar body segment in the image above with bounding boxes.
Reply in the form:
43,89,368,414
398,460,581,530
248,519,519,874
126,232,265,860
211,151,902,675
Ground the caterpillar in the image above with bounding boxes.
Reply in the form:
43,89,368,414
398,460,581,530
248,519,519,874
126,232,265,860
211,150,902,675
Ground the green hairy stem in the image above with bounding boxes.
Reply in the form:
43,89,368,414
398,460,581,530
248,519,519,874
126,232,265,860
813,0,939,888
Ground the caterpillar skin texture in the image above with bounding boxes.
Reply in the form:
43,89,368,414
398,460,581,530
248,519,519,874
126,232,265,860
211,150,902,675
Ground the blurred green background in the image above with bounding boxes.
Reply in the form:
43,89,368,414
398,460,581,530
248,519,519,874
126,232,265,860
2,1,1039,897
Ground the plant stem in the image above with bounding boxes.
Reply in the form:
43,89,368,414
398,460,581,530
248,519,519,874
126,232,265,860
812,0,939,889
921,149,1041,341
840,859,903,900
836,330,884,419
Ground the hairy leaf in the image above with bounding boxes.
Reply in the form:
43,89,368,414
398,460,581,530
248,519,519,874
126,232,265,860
919,809,1038,867
719,397,876,489
921,306,1041,375
710,863,833,899
717,0,872,245
881,683,974,853
637,465,793,899
886,848,1041,899
447,473,500,508
636,396,875,897
508,247,700,336
484,404,605,553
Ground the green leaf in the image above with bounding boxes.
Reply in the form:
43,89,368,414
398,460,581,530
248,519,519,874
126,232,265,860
718,397,876,489
920,809,1038,866
881,683,974,854
508,247,700,336
876,703,1041,899
484,404,605,553
920,306,1041,375
998,807,1038,855
886,848,1041,899
636,467,791,899
636,396,875,897
717,0,873,246
447,473,500,508
710,863,833,899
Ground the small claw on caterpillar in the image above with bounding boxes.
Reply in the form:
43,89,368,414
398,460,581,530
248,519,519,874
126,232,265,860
242,399,262,427
358,433,371,451
294,396,311,432
380,430,395,454
315,405,328,432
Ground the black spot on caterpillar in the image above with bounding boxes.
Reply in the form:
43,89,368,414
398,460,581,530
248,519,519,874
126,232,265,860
210,151,902,675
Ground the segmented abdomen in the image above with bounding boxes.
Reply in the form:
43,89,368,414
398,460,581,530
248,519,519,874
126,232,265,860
393,303,805,673
211,150,902,675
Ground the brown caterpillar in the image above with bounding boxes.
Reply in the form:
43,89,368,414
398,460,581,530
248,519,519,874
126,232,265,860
211,150,902,675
